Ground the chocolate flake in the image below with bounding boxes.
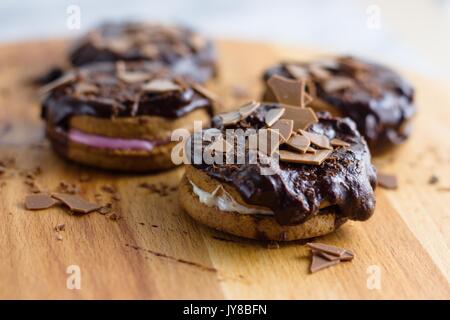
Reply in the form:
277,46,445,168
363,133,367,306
279,149,331,165
25,193,59,210
286,133,310,153
323,77,354,93
331,138,350,147
270,119,294,142
267,75,306,107
141,79,181,93
299,130,332,150
377,172,398,190
285,64,308,80
39,72,76,95
265,107,285,127
239,101,260,119
51,193,102,214
55,223,66,232
306,242,347,257
281,106,318,131
310,252,340,273
192,84,219,102
219,111,241,126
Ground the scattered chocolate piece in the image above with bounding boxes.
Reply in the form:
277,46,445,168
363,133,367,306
267,74,306,107
192,84,219,103
56,234,63,241
264,107,285,127
239,101,260,118
310,252,340,273
219,111,241,126
307,242,354,273
306,242,350,257
54,223,66,232
330,138,351,147
428,175,439,185
286,134,310,153
109,213,121,221
279,149,331,165
25,193,59,210
51,193,102,214
141,79,181,93
323,77,354,93
270,119,294,142
98,203,112,215
377,172,398,190
281,106,318,131
285,64,308,80
299,130,332,150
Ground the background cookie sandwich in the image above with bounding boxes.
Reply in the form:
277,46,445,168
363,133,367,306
262,56,416,152
69,21,217,84
179,100,377,241
41,61,217,172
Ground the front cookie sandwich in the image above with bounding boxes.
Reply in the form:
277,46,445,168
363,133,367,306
262,56,416,152
179,102,377,241
41,61,216,172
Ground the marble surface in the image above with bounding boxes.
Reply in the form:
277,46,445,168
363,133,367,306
1,0,449,78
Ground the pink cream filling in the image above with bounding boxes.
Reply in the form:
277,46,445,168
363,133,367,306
68,129,168,151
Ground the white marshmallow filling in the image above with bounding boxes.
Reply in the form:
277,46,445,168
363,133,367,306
189,179,273,215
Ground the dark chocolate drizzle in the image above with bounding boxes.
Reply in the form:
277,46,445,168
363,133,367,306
262,56,416,151
41,62,214,129
191,104,377,226
69,22,217,84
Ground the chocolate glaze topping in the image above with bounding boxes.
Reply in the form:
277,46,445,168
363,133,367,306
191,104,377,226
263,56,416,151
41,61,214,129
69,22,217,83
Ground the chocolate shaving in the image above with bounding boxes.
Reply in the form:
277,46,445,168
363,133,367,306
285,64,309,80
258,129,281,156
270,119,294,142
192,84,219,102
25,193,59,210
310,252,340,273
377,172,398,190
299,130,332,150
330,138,350,147
267,74,306,107
141,79,181,93
286,134,310,153
323,77,354,93
51,193,102,214
279,149,331,165
281,106,318,131
306,242,347,257
219,111,241,126
307,242,354,273
264,107,285,127
239,101,260,119
39,72,76,95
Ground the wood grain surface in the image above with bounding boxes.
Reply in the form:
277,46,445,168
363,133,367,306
0,39,449,299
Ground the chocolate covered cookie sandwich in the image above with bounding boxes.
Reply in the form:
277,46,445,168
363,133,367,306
41,61,216,172
179,101,377,241
262,56,416,152
69,21,217,83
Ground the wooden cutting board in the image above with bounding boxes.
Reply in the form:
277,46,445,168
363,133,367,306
0,39,449,299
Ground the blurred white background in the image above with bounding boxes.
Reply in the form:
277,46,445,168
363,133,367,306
1,0,449,79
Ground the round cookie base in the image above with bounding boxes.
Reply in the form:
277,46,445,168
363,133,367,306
179,175,346,241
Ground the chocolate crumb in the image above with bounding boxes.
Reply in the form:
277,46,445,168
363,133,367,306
98,203,112,215
54,223,65,232
428,175,439,185
56,233,63,241
108,213,121,221
51,193,102,214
